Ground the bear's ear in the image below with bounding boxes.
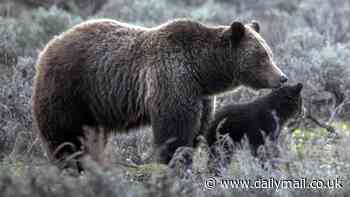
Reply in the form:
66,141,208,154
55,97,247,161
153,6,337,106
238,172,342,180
223,21,245,43
249,20,260,33
293,83,303,95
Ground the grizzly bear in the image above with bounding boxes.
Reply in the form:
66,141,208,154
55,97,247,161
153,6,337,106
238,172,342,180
32,18,288,168
206,83,303,171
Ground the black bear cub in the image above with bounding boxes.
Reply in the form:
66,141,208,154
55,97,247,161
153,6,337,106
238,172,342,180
206,83,303,166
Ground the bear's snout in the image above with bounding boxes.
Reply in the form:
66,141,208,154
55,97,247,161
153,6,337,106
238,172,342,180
272,73,288,88
267,63,288,88
280,75,288,84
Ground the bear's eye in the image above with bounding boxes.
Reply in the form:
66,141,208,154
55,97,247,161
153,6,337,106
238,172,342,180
286,94,295,101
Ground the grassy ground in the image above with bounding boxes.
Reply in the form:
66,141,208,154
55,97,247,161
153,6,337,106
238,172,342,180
1,123,350,196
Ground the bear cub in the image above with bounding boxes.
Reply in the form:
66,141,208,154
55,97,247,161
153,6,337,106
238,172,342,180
206,83,303,164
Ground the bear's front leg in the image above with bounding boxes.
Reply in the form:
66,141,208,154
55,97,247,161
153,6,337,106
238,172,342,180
151,101,202,164
197,97,215,146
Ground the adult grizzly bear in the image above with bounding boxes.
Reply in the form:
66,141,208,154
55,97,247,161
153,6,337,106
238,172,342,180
32,18,287,167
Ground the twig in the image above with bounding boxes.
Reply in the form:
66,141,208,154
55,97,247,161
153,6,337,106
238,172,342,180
26,135,39,154
53,142,77,158
111,161,139,169
306,114,336,133
327,95,348,124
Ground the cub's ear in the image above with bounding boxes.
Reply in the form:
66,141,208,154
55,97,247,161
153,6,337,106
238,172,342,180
249,20,260,33
293,83,303,94
223,21,245,43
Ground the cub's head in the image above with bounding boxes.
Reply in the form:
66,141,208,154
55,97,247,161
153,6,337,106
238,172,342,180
222,21,288,89
270,83,304,120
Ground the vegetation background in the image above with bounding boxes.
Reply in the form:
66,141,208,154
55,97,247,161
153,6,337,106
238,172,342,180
0,0,350,196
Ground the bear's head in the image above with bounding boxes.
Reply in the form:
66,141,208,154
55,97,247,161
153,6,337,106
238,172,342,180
221,21,288,90
270,83,304,121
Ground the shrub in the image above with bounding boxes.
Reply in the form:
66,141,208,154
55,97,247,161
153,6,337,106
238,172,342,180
32,7,82,44
0,57,36,156
275,30,350,120
11,0,107,17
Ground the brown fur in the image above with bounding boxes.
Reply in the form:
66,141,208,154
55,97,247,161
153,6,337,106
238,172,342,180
32,18,287,167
